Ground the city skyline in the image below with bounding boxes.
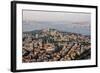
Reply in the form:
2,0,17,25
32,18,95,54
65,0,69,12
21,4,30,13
22,10,91,35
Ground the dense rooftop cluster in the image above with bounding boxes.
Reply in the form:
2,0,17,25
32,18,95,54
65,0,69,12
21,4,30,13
22,28,91,63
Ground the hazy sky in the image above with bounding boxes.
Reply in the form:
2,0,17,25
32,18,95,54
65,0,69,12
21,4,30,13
23,10,90,22
22,10,91,35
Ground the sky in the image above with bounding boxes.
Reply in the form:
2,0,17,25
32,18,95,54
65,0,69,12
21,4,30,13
22,10,91,35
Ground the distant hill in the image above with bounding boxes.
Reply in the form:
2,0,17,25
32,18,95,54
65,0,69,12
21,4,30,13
23,28,90,37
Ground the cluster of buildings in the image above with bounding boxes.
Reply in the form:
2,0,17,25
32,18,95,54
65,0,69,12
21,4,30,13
22,28,91,63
